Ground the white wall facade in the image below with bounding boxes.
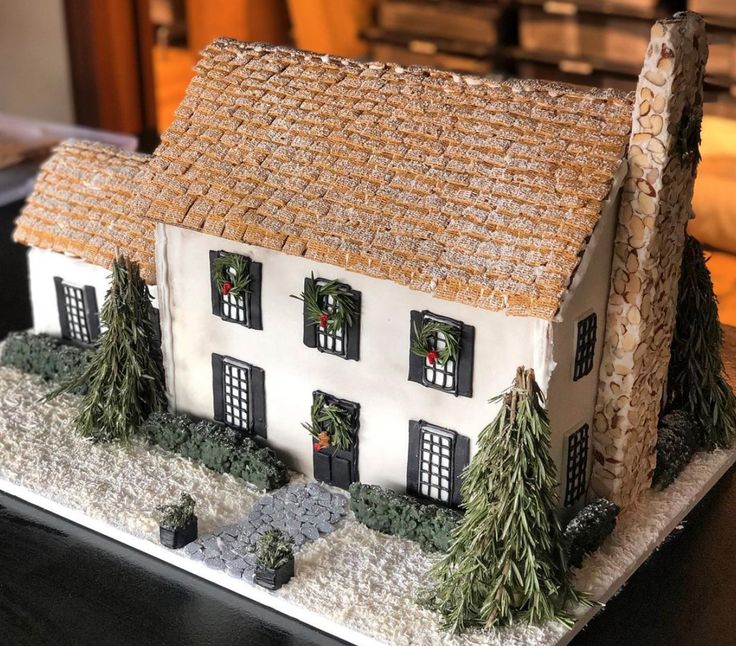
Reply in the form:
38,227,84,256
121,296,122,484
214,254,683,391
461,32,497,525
28,247,159,339
28,248,113,337
547,163,626,514
157,224,556,494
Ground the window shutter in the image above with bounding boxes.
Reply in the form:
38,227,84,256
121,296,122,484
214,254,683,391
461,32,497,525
211,353,224,422
209,251,221,317
250,365,267,437
247,261,263,330
451,434,470,507
302,276,317,348
53,277,71,340
406,420,422,496
82,285,100,341
407,310,425,384
345,289,361,361
456,323,475,398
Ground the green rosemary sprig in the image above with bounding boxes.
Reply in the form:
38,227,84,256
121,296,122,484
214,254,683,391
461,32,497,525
291,273,357,334
411,320,460,366
302,394,353,451
45,256,167,443
418,367,585,633
213,253,251,299
666,235,736,449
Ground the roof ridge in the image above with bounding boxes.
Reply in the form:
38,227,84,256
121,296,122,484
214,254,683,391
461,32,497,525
200,37,634,104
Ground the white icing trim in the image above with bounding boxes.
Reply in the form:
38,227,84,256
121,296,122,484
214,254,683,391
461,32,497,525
155,222,177,411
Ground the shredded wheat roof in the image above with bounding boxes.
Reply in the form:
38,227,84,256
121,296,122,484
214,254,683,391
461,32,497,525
14,140,156,283
15,40,635,319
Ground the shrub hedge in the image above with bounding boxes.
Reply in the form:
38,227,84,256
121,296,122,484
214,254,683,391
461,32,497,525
652,410,700,490
141,411,289,491
0,331,92,394
349,482,461,552
563,498,620,568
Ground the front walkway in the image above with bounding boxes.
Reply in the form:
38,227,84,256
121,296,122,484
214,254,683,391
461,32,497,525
184,483,349,580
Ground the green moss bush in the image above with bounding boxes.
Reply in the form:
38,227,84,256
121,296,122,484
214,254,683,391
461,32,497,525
652,410,700,490
141,411,289,491
0,332,92,394
563,498,620,568
349,482,461,552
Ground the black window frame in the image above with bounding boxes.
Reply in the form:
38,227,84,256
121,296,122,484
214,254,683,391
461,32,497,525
211,353,266,437
209,250,263,330
408,310,474,398
573,312,597,381
564,423,590,507
407,420,470,509
53,277,100,345
302,277,361,361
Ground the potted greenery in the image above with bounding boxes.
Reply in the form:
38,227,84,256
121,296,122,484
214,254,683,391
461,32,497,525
157,492,198,549
254,528,295,590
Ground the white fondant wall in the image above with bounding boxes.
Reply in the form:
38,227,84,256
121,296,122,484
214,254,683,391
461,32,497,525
157,224,554,493
28,248,113,337
28,248,159,337
548,162,626,513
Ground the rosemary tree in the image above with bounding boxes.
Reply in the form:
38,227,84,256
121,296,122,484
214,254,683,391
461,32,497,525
419,368,581,634
48,256,166,442
666,235,736,449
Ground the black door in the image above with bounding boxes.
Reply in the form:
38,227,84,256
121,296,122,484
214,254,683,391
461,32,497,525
311,391,359,490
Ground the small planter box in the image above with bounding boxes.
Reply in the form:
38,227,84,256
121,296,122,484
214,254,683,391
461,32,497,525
159,517,198,549
254,556,295,591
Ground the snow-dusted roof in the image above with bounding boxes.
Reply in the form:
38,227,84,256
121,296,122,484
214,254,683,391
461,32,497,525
14,140,156,283
15,40,635,318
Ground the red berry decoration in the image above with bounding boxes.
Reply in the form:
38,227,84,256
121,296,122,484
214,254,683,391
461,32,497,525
319,312,329,329
221,281,233,296
313,442,321,452
427,350,438,365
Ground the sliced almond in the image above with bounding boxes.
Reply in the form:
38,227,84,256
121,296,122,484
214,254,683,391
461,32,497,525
645,69,667,86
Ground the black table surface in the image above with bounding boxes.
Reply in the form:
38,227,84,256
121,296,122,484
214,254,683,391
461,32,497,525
1,200,735,645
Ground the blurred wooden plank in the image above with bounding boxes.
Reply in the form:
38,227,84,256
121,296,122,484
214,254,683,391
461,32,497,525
185,0,290,52
63,0,156,139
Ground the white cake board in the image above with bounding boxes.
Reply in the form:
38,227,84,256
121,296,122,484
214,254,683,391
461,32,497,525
1,449,733,646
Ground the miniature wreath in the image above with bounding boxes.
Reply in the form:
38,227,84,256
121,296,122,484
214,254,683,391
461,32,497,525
291,273,357,333
411,320,460,366
302,394,353,451
213,253,251,299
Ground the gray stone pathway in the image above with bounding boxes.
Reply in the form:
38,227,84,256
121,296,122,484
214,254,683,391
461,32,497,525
182,482,349,581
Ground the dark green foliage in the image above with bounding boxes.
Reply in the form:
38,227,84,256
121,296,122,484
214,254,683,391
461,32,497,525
349,483,460,552
213,252,251,298
674,105,702,175
419,368,583,633
291,272,357,333
303,394,353,450
257,529,294,569
46,257,166,443
653,410,700,490
0,332,93,394
157,492,196,529
410,319,459,366
667,235,736,450
141,411,289,491
563,499,620,569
